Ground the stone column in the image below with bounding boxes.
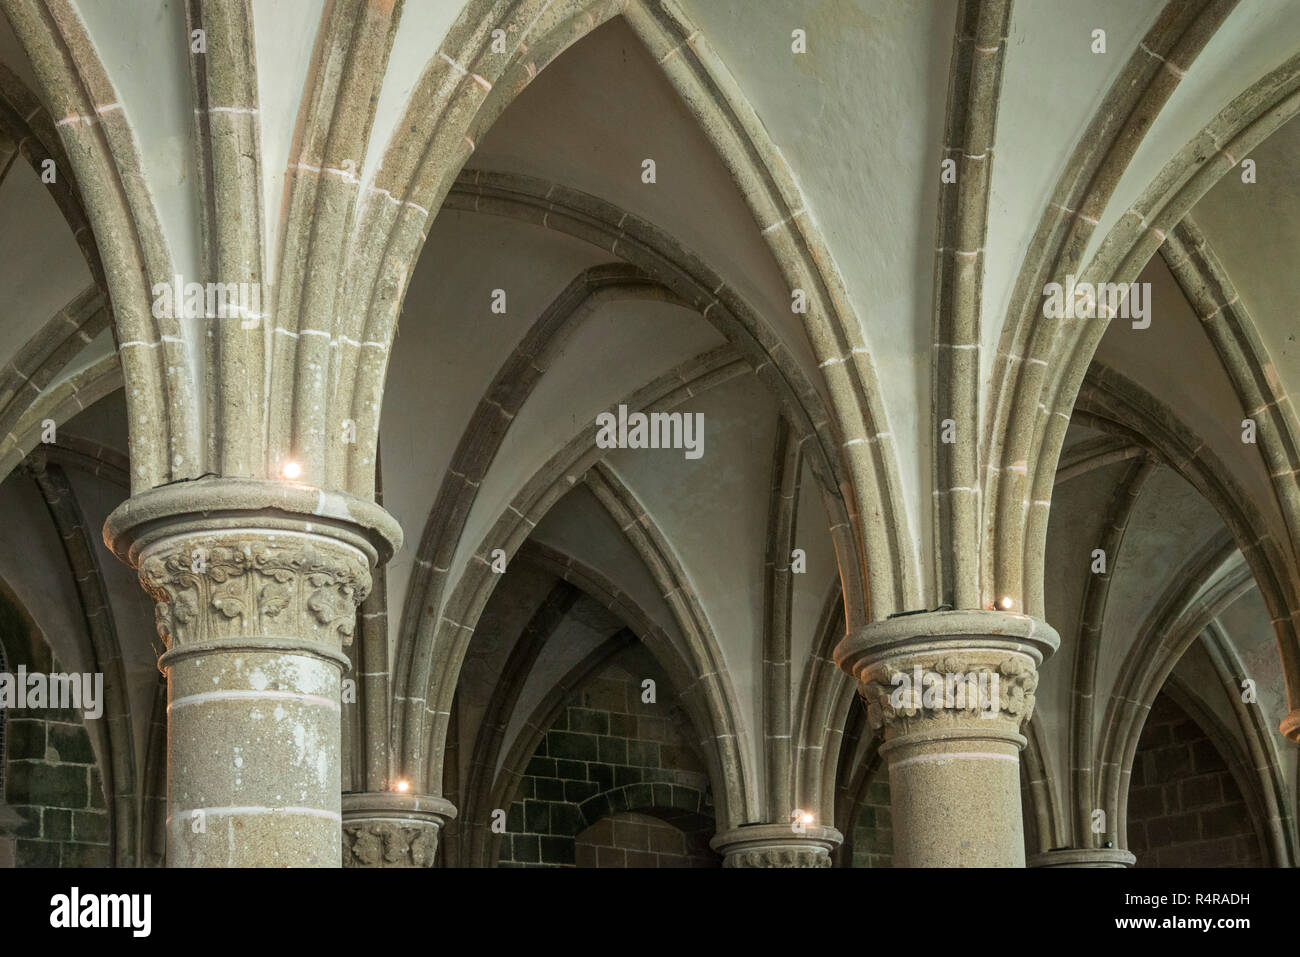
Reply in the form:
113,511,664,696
106,479,400,867
341,792,456,867
711,823,842,867
836,610,1059,867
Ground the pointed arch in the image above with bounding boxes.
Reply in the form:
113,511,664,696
2,0,196,489
1077,364,1300,716
983,0,1244,616
793,580,853,825
25,454,139,865
1067,454,1156,847
466,541,736,867
339,0,915,621
1161,217,1300,565
395,346,759,827
390,260,689,748
451,577,581,867
477,628,633,869
583,462,757,826
1197,625,1298,864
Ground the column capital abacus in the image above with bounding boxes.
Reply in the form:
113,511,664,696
105,476,403,567
1028,847,1137,868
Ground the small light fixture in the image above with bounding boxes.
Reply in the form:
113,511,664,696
800,811,814,825
393,779,410,793
281,460,302,480
1000,596,1013,610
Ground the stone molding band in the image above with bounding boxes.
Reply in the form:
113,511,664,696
877,726,1027,756
104,476,403,567
1028,848,1137,868
835,609,1061,680
158,634,353,669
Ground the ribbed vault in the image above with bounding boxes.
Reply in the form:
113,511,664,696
0,0,1296,870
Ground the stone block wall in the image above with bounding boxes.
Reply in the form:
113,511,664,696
575,811,715,867
0,594,110,868
849,759,892,868
1,707,110,867
1127,692,1263,867
498,664,717,867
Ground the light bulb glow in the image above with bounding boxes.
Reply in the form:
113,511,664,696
1000,596,1013,610
393,780,410,793
281,461,302,480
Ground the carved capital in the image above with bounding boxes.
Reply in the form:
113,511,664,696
860,653,1040,736
723,846,833,868
710,824,841,868
341,792,457,868
835,610,1060,742
106,479,401,660
139,531,371,650
343,821,441,868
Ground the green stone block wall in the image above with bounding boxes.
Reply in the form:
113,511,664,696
574,811,716,867
0,607,111,868
499,666,716,867
849,760,892,868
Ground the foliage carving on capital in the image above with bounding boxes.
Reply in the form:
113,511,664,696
861,654,1039,734
723,846,832,868
139,535,371,648
342,821,439,868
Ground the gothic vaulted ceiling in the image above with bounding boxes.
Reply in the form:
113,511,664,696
0,0,1296,867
